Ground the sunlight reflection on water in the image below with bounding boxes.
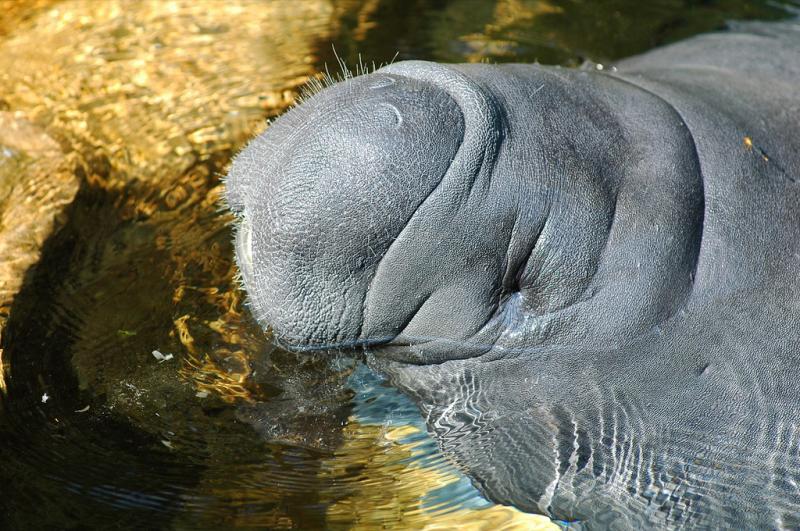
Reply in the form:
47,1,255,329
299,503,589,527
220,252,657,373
0,0,795,528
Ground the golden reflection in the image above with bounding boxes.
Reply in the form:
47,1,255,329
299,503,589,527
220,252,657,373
175,312,256,404
0,0,336,400
0,0,328,188
353,0,383,41
0,0,59,36
320,420,558,530
0,112,79,394
459,0,564,63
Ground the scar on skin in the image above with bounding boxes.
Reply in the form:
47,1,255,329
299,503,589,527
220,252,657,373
743,135,795,182
743,136,769,161
381,102,403,127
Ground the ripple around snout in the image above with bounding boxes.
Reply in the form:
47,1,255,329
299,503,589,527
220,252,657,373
319,365,556,529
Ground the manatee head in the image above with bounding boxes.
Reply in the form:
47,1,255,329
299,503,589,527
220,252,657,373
226,60,703,365
226,62,503,358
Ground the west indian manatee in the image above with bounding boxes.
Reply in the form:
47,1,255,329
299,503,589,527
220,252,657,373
227,21,800,528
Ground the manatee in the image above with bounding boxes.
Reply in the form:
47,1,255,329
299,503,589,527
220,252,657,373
225,21,800,528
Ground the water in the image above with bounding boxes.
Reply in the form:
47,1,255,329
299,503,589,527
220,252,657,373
0,0,796,528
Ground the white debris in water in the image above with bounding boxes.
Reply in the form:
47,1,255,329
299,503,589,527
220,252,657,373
195,391,209,398
161,440,173,449
75,405,90,413
124,382,141,393
152,350,174,363
595,63,604,70
41,393,49,403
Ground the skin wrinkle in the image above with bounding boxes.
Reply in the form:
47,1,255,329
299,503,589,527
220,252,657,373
344,161,412,341
384,62,506,208
648,69,797,184
488,68,701,345
358,65,503,346
506,71,610,315
333,279,355,344
568,188,618,308
372,330,535,368
378,309,505,365
519,208,562,312
468,76,616,332
497,209,547,316
600,70,707,315
462,88,508,206
355,147,456,342
388,291,435,346
499,207,522,290
495,102,542,300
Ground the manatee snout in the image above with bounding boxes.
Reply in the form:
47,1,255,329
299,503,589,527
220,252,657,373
226,66,469,350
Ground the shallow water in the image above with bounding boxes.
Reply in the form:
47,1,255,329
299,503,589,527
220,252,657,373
0,0,796,528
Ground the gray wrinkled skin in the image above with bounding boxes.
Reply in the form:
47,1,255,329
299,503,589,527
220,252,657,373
226,21,800,529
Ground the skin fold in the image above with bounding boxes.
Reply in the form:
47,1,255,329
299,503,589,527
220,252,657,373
225,21,800,528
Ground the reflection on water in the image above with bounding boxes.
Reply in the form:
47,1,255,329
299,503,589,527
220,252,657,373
326,0,792,67
0,0,794,528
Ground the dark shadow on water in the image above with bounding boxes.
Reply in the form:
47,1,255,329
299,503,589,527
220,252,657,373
0,176,351,528
0,180,196,529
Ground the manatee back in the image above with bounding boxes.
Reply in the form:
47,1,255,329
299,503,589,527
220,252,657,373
616,21,800,84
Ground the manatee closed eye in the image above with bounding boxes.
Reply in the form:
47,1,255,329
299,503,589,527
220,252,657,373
226,21,800,529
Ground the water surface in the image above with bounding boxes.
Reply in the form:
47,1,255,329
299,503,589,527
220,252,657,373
0,0,795,528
